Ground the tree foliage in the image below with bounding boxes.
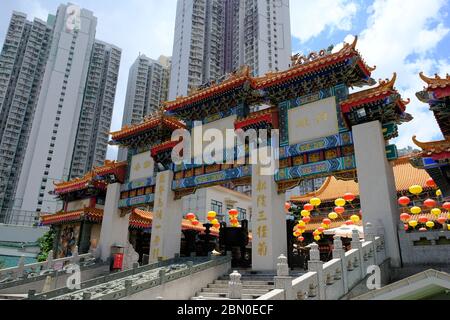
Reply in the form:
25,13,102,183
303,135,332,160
37,228,56,262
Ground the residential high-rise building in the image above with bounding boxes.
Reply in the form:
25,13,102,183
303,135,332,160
118,54,171,161
169,0,291,100
0,12,53,222
0,4,121,222
69,40,121,179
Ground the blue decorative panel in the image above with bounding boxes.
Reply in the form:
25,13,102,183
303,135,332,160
118,194,155,208
275,156,356,181
173,166,251,189
279,131,353,159
121,176,156,192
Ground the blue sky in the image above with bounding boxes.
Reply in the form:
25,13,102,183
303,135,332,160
0,0,449,160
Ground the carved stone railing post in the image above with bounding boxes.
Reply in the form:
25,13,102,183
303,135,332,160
351,230,364,278
308,243,325,300
365,223,377,264
46,250,54,270
71,246,80,265
275,254,293,300
332,236,348,294
16,255,26,280
228,270,242,299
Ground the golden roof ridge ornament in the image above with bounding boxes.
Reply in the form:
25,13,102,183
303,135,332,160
378,72,397,90
419,71,450,87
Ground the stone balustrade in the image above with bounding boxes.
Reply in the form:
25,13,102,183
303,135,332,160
258,223,387,300
0,246,96,286
28,255,231,300
398,228,450,265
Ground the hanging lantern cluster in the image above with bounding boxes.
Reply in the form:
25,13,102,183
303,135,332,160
399,181,449,232
186,213,200,226
228,209,239,227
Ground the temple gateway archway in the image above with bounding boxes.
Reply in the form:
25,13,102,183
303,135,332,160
101,37,410,270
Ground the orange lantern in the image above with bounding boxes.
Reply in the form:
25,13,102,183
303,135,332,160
302,216,311,224
442,202,450,210
418,216,428,224
400,213,411,222
213,223,220,229
343,193,356,202
284,202,291,212
191,220,200,226
398,196,411,206
426,178,436,188
186,213,196,221
230,218,239,225
303,203,314,211
334,206,345,215
423,199,437,208
437,217,447,225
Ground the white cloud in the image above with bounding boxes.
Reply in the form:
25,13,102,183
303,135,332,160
290,0,358,43
353,0,449,149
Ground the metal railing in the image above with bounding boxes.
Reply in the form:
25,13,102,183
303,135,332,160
0,209,42,227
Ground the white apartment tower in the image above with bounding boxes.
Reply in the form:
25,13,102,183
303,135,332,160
169,0,291,100
69,40,121,179
0,4,122,219
0,12,53,221
118,55,171,161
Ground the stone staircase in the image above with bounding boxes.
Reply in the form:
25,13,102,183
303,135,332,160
192,270,304,300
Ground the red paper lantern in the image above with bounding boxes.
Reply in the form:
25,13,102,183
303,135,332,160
343,192,356,202
398,196,411,206
230,218,239,224
423,199,437,208
400,213,411,222
345,220,354,226
284,202,291,211
298,236,305,242
186,213,196,220
303,203,314,212
213,224,220,229
404,224,409,231
302,216,311,224
418,216,428,224
437,217,447,225
228,209,239,216
191,220,200,226
318,227,325,233
322,218,331,225
443,202,450,210
426,178,436,188
334,206,345,214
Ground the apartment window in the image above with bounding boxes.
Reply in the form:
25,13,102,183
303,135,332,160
211,200,223,216
237,208,247,220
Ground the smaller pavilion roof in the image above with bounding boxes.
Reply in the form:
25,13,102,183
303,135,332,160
110,113,185,143
53,160,127,195
40,207,103,226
